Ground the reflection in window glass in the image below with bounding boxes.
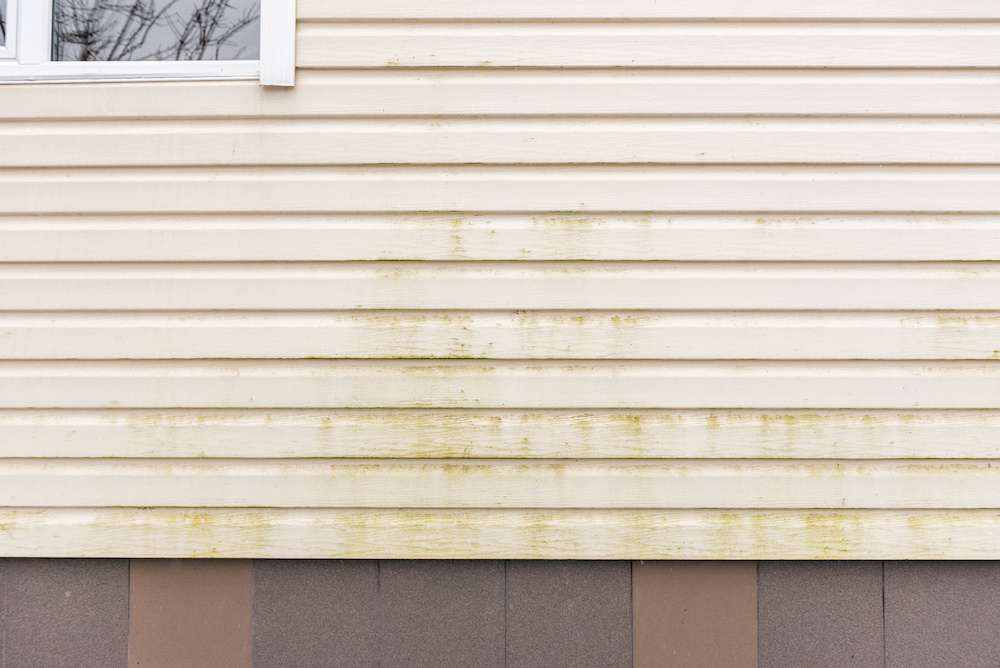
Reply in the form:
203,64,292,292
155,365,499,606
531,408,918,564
53,0,260,61
0,0,7,48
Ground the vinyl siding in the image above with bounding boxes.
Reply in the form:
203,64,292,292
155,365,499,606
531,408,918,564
0,0,997,558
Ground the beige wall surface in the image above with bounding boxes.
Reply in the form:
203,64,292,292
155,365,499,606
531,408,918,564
1,0,998,558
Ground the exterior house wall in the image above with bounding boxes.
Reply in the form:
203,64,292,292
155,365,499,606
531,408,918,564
1,0,999,558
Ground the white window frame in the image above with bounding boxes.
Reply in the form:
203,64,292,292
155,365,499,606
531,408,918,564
0,0,294,85
0,0,18,60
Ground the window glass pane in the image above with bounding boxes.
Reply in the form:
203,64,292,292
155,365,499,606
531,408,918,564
52,0,260,61
0,0,7,48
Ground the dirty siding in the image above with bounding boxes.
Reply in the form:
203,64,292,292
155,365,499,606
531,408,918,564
0,0,999,558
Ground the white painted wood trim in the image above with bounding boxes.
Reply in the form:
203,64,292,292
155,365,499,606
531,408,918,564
0,60,260,83
261,0,296,86
15,0,46,65
0,0,286,85
4,508,1000,559
0,0,16,59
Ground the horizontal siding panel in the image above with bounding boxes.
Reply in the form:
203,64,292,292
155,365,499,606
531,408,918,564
8,119,1000,167
4,508,1000,559
4,409,999,459
0,361,996,409
298,23,1000,69
4,166,1000,213
3,215,999,262
1,460,998,509
4,312,1000,360
3,72,1000,120
299,0,1000,20
1,263,997,311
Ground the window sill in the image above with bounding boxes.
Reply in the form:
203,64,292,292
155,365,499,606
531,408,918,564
0,59,260,83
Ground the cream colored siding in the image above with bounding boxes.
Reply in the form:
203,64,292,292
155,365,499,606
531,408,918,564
2,410,998,460
3,215,1000,262
1,1,998,558
296,0,1000,20
297,23,1000,68
9,120,1000,166
4,312,1000,360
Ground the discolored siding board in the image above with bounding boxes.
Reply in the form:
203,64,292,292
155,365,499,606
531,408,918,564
5,459,1000,509
4,214,1000,262
6,311,1000,361
3,408,1000,460
7,509,1000,559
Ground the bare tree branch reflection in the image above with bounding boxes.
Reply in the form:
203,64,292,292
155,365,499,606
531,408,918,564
53,0,259,61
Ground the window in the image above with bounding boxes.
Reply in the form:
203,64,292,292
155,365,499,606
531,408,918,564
0,0,294,85
1,0,14,56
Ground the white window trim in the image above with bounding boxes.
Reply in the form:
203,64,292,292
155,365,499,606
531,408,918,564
0,0,294,85
0,0,17,60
